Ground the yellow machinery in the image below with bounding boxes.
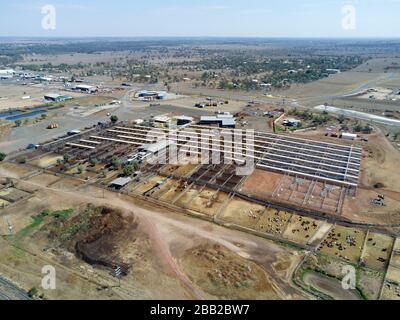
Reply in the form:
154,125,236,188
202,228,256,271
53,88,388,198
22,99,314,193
47,123,59,129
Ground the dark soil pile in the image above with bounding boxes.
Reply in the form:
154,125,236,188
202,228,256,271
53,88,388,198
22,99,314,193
49,205,138,273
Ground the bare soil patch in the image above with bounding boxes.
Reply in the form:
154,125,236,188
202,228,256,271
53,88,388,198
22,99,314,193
180,243,281,299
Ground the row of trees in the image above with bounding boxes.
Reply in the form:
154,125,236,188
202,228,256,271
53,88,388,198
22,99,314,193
110,155,140,176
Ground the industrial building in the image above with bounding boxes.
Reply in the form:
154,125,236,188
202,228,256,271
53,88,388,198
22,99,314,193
341,132,358,141
110,177,132,190
36,76,53,82
73,84,98,94
283,118,302,127
44,93,72,102
139,140,170,154
151,115,173,128
0,74,13,80
199,114,236,128
0,69,15,75
175,116,193,127
137,90,167,100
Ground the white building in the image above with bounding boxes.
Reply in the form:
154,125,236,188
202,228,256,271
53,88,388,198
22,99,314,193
37,76,53,82
283,118,302,127
341,132,358,141
73,84,98,93
0,69,15,75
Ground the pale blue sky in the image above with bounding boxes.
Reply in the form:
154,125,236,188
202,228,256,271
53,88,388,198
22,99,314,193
0,0,399,38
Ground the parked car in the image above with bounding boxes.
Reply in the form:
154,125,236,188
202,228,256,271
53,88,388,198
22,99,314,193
27,144,40,150
67,130,81,136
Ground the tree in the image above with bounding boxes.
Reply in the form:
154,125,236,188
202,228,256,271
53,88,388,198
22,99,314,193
14,119,22,127
111,156,122,169
0,152,6,162
28,287,38,298
77,165,84,174
362,124,373,134
123,164,134,176
131,160,140,171
110,115,118,123
63,153,71,163
89,158,99,166
353,123,362,133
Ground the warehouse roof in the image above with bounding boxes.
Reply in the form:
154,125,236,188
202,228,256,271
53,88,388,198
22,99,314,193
221,118,236,126
44,93,63,99
153,115,171,123
140,140,169,153
175,116,193,121
75,84,96,89
110,177,132,188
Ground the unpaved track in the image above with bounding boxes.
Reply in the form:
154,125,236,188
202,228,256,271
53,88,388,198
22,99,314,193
141,216,206,300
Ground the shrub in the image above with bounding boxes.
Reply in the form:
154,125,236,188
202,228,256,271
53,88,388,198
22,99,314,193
110,115,118,123
18,156,27,164
111,156,122,169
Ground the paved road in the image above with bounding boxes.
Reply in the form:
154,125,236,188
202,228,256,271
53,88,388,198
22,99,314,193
0,276,31,300
314,105,400,127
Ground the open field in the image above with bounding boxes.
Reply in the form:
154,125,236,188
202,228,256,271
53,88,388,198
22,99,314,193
0,83,87,110
29,154,64,169
0,187,31,203
283,58,400,109
26,173,60,187
0,162,36,179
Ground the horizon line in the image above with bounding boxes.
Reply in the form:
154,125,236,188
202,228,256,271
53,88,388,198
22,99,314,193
1,35,400,40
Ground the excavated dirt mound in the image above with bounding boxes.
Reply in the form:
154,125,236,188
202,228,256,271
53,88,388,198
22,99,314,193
49,205,139,273
75,207,137,272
